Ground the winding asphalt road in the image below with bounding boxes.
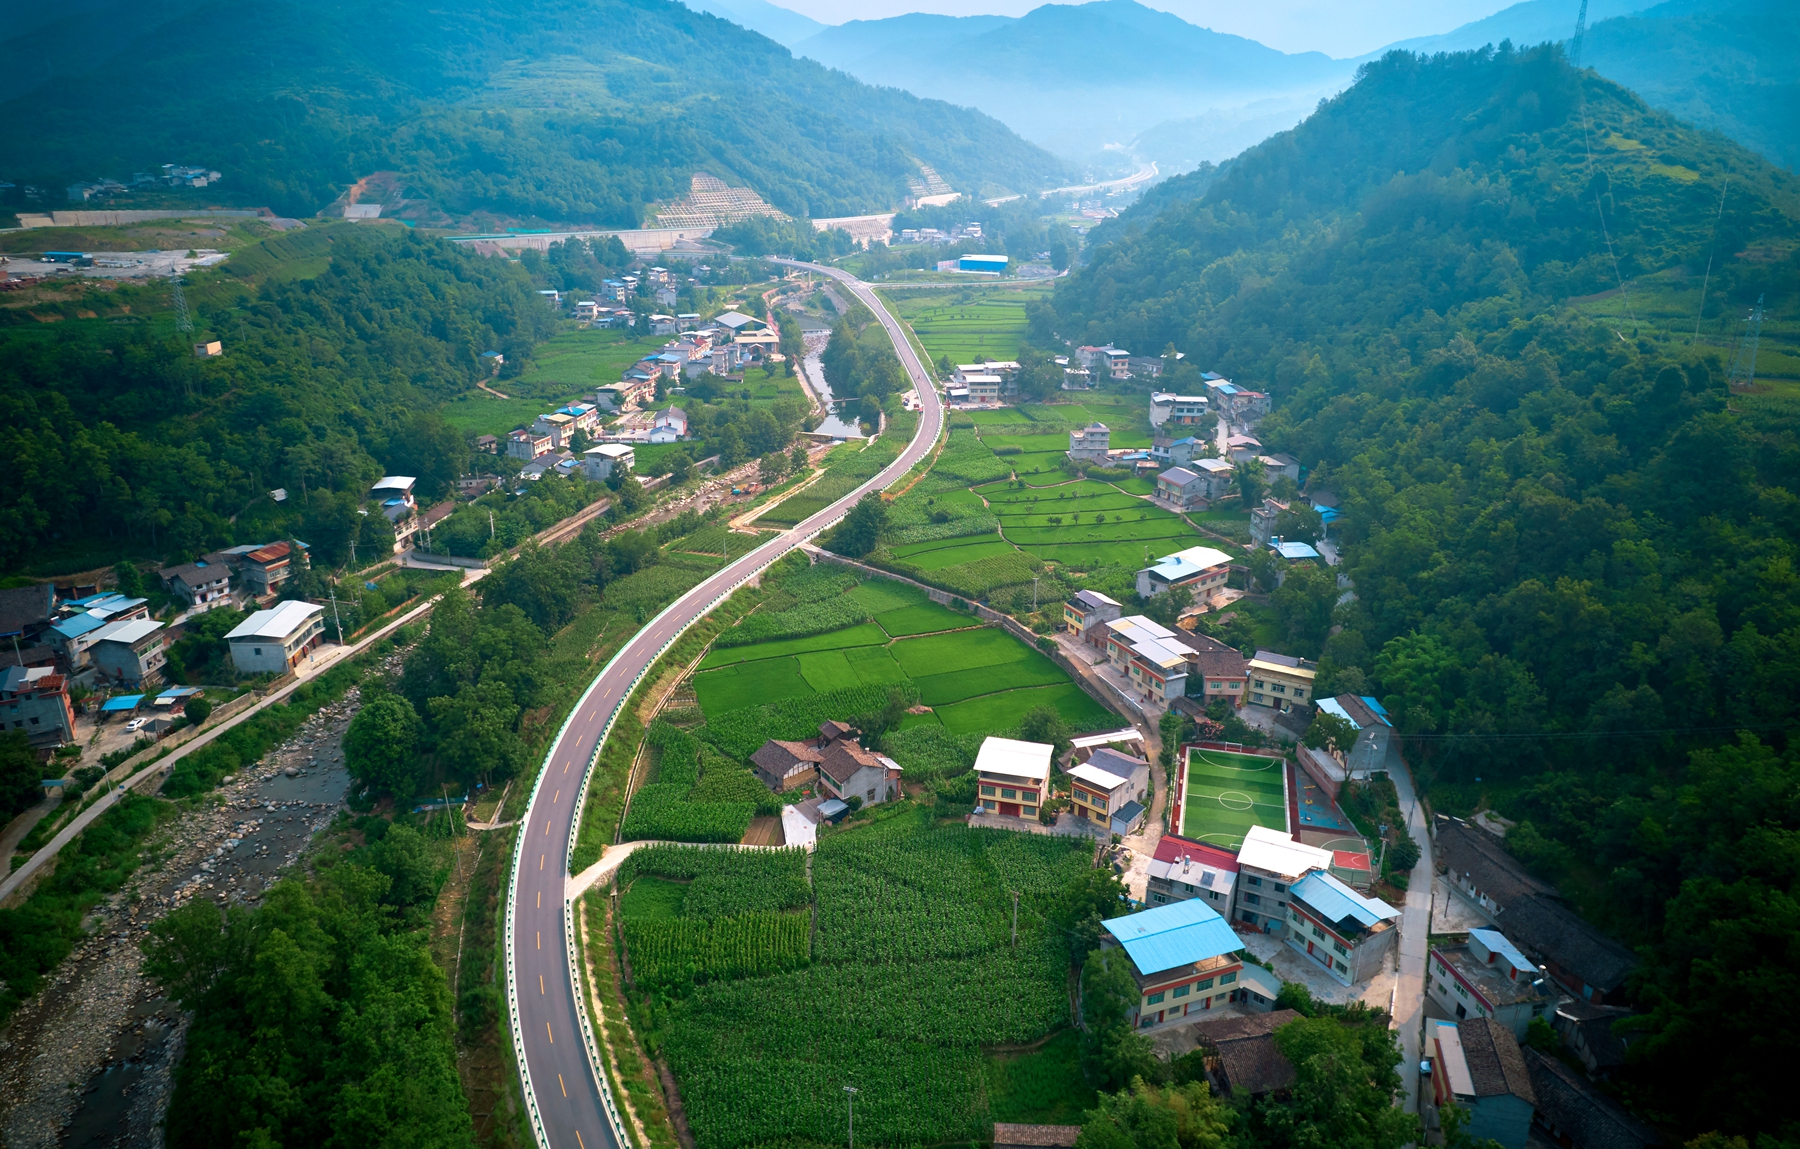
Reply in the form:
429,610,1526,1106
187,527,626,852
505,262,943,1149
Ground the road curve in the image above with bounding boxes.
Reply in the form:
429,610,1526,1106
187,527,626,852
505,262,943,1149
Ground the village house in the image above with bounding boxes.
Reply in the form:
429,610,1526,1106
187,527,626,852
992,1125,1080,1149
0,585,57,656
1313,694,1393,772
157,556,234,609
0,665,76,747
1179,630,1248,708
1285,870,1400,985
1249,496,1291,547
90,619,168,689
1428,1018,1537,1149
1146,834,1239,912
475,433,499,453
1149,392,1209,428
224,600,327,676
751,725,833,792
816,735,900,808
1067,422,1111,462
1551,1000,1634,1078
1433,817,1640,1005
1135,544,1233,601
582,443,636,481
1192,1010,1304,1097
48,613,113,671
1246,650,1315,711
1226,433,1264,462
974,736,1051,819
508,427,556,460
1233,824,1332,935
1100,898,1246,1030
240,541,296,598
1062,589,1122,636
1066,747,1151,834
649,407,689,443
1523,1048,1664,1149
1429,928,1557,1038
1148,434,1203,469
1258,453,1301,483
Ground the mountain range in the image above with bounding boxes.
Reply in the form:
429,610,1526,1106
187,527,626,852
0,0,1070,226
773,0,1795,176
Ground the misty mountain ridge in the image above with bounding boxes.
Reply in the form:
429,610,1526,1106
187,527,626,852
794,0,1352,166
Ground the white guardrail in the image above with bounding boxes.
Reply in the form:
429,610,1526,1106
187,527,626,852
505,265,939,1149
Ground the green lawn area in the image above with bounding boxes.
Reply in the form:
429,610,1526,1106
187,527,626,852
848,579,925,614
936,682,1114,735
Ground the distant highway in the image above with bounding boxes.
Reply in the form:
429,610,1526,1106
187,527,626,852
1041,161,1160,199
503,261,944,1149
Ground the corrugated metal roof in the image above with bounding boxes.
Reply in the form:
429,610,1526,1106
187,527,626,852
1101,897,1242,975
225,599,323,641
1470,928,1534,972
52,613,110,639
91,619,163,645
100,694,146,711
1067,763,1128,791
1292,870,1399,930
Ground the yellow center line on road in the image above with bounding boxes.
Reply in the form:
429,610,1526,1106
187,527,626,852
537,931,540,950
560,1074,567,1098
547,1022,553,1044
540,974,545,994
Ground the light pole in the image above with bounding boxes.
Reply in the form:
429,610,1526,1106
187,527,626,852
844,1084,858,1149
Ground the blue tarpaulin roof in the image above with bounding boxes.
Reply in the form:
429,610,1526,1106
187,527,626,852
1291,871,1399,932
1101,897,1241,975
52,613,110,639
101,694,145,712
156,686,200,700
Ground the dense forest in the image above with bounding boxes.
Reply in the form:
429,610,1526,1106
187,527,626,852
1053,46,1799,1144
0,225,551,575
0,0,1068,225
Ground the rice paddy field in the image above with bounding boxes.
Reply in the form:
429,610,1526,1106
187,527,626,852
880,285,1053,365
1179,745,1290,849
691,574,1115,737
867,386,1239,596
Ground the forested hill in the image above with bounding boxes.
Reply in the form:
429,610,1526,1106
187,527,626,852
1055,46,1800,1144
0,0,1068,225
0,226,549,574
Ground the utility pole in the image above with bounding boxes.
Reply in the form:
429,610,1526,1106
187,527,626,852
348,537,356,571
1011,889,1020,951
327,586,345,643
843,1085,858,1149
489,510,496,540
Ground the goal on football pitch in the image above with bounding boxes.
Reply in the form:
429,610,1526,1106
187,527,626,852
1180,746,1290,850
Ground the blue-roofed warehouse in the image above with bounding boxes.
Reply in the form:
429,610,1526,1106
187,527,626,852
1286,870,1401,987
1100,898,1251,1029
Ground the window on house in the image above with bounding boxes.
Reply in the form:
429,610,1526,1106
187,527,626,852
981,785,996,797
1455,982,1468,997
1335,960,1348,974
1001,788,1017,800
1247,876,1262,887
1219,972,1236,985
1311,926,1325,940
1173,984,1190,997
1196,978,1213,990
1243,893,1261,906
1253,679,1265,689
1146,992,1165,1005
1272,684,1287,694
1273,883,1287,893
1333,941,1348,956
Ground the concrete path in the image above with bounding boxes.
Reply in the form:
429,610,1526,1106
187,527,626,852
0,795,61,866
1385,740,1434,1116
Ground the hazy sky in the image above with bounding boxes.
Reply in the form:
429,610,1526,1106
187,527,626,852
779,0,1521,56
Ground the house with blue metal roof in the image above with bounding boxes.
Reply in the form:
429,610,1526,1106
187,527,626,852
1285,870,1400,986
1100,897,1248,1029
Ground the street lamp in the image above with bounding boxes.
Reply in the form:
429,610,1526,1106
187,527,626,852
844,1084,858,1149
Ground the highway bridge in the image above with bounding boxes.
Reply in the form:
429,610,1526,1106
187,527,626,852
504,261,944,1149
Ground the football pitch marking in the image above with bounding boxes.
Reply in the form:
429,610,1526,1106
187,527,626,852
1191,749,1279,774
1216,790,1254,810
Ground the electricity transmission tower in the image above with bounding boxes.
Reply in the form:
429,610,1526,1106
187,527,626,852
1726,295,1766,391
172,279,193,334
1569,0,1589,67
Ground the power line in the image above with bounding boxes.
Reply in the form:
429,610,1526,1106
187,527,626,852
1692,178,1729,342
1396,717,1799,741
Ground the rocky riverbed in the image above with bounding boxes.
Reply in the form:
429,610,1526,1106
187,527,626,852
0,675,382,1149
